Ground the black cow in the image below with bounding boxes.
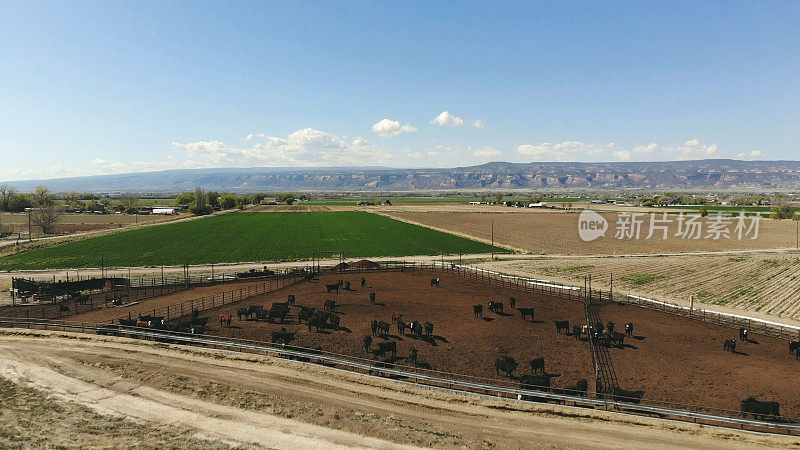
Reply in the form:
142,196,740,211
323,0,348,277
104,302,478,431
424,321,434,337
248,304,264,318
376,320,391,337
608,331,625,348
741,397,780,419
430,278,440,287
325,283,340,294
324,299,336,312
490,302,504,314
529,357,545,375
607,321,615,334
409,346,418,366
409,321,423,339
554,320,570,334
397,319,407,335
362,335,372,352
509,297,516,309
739,327,748,342
494,356,518,377
308,311,328,332
287,294,296,306
361,277,366,287
473,304,483,318
268,304,291,323
724,339,737,353
572,325,582,339
343,281,351,291
375,340,397,357
788,340,799,356
236,307,249,321
519,307,535,321
370,320,379,336
270,327,296,345
369,292,376,305
327,314,340,330
298,306,315,324
625,323,634,337
612,388,645,404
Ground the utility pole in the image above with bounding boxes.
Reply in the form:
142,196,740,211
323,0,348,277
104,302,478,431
491,219,494,260
588,274,592,302
609,272,613,301
27,210,32,242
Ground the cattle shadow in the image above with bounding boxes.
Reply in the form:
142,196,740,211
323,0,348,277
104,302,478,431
431,335,449,343
334,326,352,333
372,302,387,307
631,335,645,340
481,317,495,322
514,372,561,381
496,312,514,317
385,334,405,341
743,338,759,345
622,343,638,350
732,349,749,356
311,329,333,335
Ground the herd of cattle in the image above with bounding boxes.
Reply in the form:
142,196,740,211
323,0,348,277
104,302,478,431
725,328,800,366
107,272,799,421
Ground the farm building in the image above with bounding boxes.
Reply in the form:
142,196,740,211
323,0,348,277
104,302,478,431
152,208,177,215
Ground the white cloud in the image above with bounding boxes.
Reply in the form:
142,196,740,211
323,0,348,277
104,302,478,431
516,141,615,161
737,150,764,159
430,111,465,127
613,150,632,161
516,139,727,162
371,118,418,137
472,119,485,129
627,139,720,160
473,146,501,158
173,127,393,167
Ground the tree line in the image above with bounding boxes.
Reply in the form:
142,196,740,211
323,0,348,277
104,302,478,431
176,189,308,215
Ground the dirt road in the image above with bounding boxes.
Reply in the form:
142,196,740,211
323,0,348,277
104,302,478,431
0,330,795,448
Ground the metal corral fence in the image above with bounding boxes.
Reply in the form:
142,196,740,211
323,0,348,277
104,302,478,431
2,269,310,321
0,316,797,436
430,262,800,341
113,271,312,323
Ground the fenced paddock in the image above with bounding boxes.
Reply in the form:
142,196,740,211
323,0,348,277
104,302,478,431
4,260,800,434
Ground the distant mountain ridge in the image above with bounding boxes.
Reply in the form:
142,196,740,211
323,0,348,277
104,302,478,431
5,159,800,193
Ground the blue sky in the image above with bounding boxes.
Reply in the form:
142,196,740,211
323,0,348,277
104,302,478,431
1,1,798,181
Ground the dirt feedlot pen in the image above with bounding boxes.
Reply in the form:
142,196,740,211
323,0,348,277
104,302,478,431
3,264,797,429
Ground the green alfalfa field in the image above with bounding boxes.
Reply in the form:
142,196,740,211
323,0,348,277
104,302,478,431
0,211,508,270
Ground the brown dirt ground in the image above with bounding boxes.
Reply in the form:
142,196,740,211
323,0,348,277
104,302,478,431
2,330,796,449
69,269,800,418
385,210,798,255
